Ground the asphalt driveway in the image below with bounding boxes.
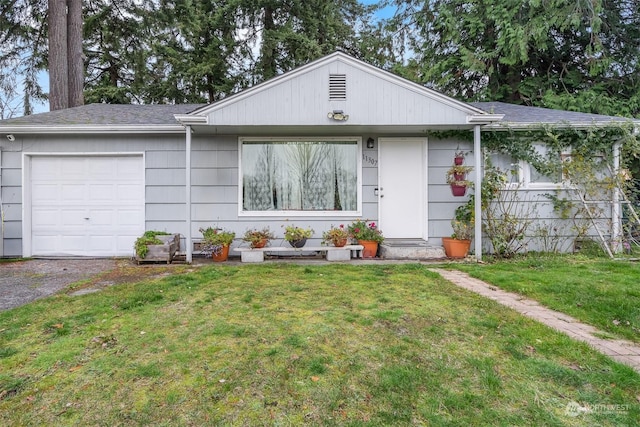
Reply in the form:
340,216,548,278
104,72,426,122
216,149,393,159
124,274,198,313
0,259,119,311
0,258,190,311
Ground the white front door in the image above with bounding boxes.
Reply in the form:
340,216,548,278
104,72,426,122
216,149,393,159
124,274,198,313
28,155,145,256
378,138,427,239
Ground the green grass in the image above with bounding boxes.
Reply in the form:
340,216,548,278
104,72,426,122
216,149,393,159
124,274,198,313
452,254,640,343
1,263,639,425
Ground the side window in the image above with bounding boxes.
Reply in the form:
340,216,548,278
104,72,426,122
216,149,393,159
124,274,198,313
487,152,520,185
526,145,564,187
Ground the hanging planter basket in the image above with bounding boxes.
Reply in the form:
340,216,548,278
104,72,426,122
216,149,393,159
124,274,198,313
450,184,468,197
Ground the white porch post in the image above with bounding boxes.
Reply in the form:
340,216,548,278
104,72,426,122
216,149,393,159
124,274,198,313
474,125,483,261
185,125,193,263
612,141,622,253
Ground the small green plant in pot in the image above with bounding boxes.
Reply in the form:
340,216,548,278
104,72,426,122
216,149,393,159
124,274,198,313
242,227,275,249
282,225,314,248
348,219,384,258
348,220,384,243
134,230,171,259
322,224,350,247
200,227,236,260
442,204,474,259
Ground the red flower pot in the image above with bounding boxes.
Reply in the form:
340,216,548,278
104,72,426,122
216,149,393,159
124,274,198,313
450,184,467,197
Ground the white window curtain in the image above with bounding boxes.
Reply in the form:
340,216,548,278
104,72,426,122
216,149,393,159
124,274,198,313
242,140,357,211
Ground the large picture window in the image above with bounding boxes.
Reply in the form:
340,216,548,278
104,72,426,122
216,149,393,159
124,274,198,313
240,138,360,215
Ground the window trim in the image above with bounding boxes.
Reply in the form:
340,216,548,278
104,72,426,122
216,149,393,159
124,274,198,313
237,136,363,217
521,151,571,189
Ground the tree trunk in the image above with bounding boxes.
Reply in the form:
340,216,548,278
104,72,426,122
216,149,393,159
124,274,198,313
67,0,84,107
48,0,69,111
259,6,277,80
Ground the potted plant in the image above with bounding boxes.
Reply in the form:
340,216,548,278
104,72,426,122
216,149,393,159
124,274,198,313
282,225,314,248
134,230,179,263
446,164,474,197
348,219,384,258
242,227,275,249
442,204,474,259
200,227,236,262
322,224,350,247
454,150,466,165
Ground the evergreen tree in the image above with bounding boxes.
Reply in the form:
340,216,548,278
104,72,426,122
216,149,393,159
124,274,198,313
388,0,640,117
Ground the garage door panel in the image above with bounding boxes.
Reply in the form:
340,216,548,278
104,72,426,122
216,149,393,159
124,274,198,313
87,236,115,252
30,155,144,256
87,184,116,201
60,184,86,201
117,157,144,178
61,235,87,251
32,235,59,253
32,184,59,201
32,209,60,227
87,210,114,226
60,209,88,226
59,158,87,179
116,184,144,201
118,209,144,225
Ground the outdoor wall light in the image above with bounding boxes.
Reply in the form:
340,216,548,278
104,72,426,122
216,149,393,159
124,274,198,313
366,137,375,149
327,110,349,121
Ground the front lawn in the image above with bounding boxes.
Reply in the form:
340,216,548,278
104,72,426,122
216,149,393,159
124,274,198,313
452,255,640,343
1,263,638,425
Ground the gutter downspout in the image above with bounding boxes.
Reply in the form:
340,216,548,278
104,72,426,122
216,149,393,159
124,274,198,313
185,125,192,263
612,141,621,253
474,125,482,261
0,148,3,258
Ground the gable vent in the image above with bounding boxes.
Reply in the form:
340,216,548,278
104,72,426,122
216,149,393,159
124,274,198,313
329,74,346,100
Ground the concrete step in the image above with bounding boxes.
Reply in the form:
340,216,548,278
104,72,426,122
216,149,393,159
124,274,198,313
380,239,446,260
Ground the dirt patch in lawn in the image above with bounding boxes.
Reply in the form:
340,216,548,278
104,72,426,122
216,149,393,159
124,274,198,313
0,258,197,311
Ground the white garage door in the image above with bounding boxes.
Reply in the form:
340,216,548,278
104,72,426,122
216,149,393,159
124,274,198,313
30,155,144,256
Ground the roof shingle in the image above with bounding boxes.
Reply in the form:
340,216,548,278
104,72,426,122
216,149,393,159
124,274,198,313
0,103,206,126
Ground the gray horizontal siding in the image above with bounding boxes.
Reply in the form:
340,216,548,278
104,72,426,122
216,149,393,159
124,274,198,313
205,61,471,127
2,186,21,203
1,168,21,186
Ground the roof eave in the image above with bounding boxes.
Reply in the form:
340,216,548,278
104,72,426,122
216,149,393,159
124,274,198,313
467,113,504,124
483,120,640,130
0,125,186,134
174,114,208,126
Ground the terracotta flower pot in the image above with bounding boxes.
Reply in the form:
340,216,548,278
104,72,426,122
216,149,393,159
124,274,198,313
251,238,268,249
454,156,464,165
211,244,230,262
442,237,471,259
358,240,379,258
333,237,348,247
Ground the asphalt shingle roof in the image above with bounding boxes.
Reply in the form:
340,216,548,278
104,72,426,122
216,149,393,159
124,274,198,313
471,101,635,125
0,101,635,128
0,103,206,126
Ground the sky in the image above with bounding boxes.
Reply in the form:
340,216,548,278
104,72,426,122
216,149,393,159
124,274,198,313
28,0,396,116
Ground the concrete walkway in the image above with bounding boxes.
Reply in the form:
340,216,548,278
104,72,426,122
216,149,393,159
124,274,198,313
431,268,640,373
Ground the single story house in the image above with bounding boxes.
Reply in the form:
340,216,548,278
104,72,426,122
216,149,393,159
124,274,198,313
0,51,637,261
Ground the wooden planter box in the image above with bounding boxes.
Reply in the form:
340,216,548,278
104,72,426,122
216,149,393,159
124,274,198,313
136,234,180,264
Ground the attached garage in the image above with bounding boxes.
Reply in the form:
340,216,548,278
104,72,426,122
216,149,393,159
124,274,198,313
24,154,145,257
